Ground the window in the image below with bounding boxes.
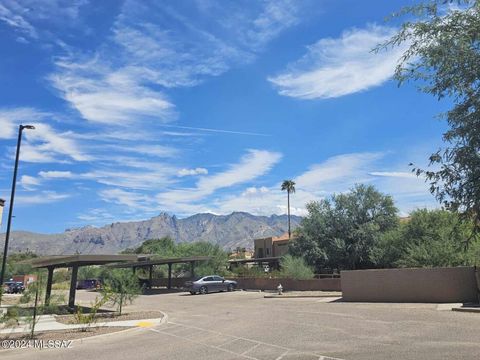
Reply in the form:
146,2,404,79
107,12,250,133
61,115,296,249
203,277,214,282
266,248,270,255
213,276,223,281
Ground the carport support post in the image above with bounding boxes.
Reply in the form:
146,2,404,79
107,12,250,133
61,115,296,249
190,261,195,278
168,263,172,289
45,266,54,306
68,264,78,309
149,265,153,289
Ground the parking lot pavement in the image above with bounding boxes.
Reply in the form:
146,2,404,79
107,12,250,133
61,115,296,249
5,290,480,360
148,321,342,360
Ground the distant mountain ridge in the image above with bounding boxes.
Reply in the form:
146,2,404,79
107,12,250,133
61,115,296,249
1,212,302,255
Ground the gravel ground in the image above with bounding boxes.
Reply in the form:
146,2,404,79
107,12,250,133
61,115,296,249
55,311,164,324
0,327,130,341
0,295,22,306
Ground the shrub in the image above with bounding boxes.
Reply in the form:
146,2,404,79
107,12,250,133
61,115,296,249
280,255,314,280
102,269,140,316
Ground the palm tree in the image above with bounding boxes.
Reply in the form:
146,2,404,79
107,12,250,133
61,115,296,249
281,180,296,239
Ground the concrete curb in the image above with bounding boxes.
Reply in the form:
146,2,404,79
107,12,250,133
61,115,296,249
0,312,168,335
74,311,168,345
452,307,480,314
264,294,342,298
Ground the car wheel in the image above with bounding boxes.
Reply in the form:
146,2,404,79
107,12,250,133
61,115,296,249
227,284,234,292
199,286,208,295
190,291,196,295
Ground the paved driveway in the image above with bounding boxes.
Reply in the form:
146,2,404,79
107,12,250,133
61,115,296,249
3,290,480,360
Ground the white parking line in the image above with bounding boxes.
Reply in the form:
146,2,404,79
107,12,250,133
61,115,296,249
152,321,345,360
149,327,258,360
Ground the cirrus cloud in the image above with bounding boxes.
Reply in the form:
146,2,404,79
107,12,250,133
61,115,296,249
269,24,407,99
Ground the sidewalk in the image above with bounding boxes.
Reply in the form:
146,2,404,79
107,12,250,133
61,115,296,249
0,314,164,335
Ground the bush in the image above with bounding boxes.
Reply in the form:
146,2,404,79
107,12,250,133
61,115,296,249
280,255,314,280
74,289,111,331
102,269,140,316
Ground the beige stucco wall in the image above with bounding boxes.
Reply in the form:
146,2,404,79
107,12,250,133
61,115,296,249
235,278,341,291
341,267,479,303
254,237,273,258
150,277,342,291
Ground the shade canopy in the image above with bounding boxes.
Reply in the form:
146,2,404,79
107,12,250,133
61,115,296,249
27,254,139,269
108,256,211,268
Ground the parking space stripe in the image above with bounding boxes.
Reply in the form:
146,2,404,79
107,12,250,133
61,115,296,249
151,320,345,360
149,328,258,360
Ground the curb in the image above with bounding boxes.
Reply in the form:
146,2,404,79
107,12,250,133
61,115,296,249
74,310,168,344
452,307,480,314
264,294,342,298
0,311,169,350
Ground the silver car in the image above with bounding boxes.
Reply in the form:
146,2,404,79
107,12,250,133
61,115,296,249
185,275,237,295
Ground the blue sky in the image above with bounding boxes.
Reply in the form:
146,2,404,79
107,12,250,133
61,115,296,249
0,0,449,234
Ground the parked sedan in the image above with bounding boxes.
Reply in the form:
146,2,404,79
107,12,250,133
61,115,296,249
184,275,237,295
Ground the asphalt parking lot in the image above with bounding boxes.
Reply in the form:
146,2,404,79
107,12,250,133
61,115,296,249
4,290,480,360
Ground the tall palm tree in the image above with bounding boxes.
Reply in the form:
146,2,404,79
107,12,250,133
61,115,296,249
281,180,296,239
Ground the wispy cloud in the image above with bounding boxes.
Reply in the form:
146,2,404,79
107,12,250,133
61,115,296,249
157,149,282,206
0,108,90,163
0,0,89,42
99,188,154,212
295,152,384,192
0,108,49,139
152,151,436,218
39,171,73,179
177,168,208,177
50,59,175,125
159,124,270,137
20,175,41,190
48,0,306,127
15,190,70,205
22,123,91,163
269,24,407,99
369,171,417,179
0,2,38,39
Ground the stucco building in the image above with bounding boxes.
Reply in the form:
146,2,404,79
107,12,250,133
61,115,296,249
254,233,293,259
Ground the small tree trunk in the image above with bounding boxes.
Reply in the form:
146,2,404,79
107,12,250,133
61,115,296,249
287,191,291,239
119,294,123,316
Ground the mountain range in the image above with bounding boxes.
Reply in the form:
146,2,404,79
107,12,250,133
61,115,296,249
1,212,302,255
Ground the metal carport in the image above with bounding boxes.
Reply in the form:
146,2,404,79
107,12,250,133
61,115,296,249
27,254,138,308
108,256,211,290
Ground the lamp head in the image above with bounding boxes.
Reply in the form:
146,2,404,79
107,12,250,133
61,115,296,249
21,125,35,130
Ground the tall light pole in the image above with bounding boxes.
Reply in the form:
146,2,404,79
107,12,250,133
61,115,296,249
0,125,35,304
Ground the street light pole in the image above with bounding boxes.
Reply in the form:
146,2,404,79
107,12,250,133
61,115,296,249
0,125,35,304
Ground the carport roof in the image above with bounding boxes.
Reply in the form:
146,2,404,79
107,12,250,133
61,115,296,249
107,256,211,268
26,254,138,269
228,256,281,264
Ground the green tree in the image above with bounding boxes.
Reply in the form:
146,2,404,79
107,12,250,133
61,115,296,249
102,269,140,316
280,255,314,280
176,241,228,276
124,236,177,256
377,1,480,242
126,237,228,277
371,209,478,268
290,184,398,270
281,180,296,239
4,251,37,279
